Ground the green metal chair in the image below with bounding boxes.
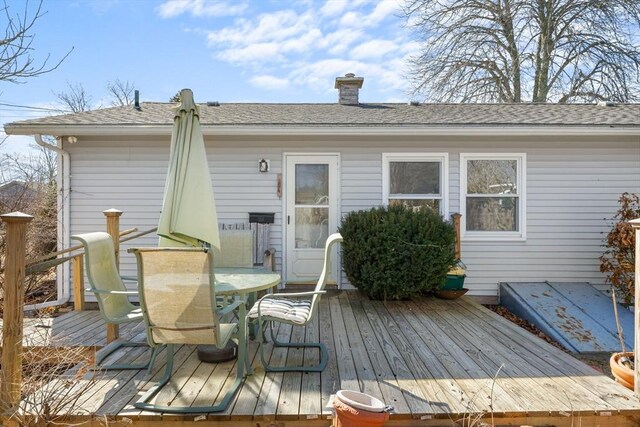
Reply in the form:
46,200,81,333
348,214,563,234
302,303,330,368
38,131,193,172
72,232,158,371
129,247,248,414
247,233,342,372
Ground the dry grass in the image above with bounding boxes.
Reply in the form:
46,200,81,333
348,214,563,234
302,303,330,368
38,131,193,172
2,315,100,427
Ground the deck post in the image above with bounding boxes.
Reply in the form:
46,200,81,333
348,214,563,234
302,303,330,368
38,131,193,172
103,209,123,343
451,213,462,260
631,218,640,397
0,212,34,413
73,254,85,311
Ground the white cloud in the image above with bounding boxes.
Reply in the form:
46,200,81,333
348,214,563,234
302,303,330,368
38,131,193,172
319,1,347,17
368,1,402,24
208,10,313,45
208,10,323,65
194,1,412,101
321,28,365,55
339,0,400,28
157,0,247,18
217,43,286,64
250,75,289,90
289,59,368,92
320,0,375,18
399,40,421,55
351,39,397,60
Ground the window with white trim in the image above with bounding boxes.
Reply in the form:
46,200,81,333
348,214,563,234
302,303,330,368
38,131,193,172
460,153,526,240
382,153,448,215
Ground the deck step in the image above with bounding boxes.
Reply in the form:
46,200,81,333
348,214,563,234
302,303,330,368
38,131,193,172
500,281,634,353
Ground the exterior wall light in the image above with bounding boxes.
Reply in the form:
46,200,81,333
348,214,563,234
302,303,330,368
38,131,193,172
259,158,270,173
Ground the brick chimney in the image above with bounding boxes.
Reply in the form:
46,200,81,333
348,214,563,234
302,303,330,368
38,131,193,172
335,73,364,105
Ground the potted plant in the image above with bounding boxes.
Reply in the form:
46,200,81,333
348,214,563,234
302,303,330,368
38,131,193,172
436,261,469,299
443,261,466,290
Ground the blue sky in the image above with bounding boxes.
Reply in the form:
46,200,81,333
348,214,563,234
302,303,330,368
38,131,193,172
1,0,416,153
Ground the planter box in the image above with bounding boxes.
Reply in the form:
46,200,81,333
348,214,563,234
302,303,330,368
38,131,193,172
443,274,466,290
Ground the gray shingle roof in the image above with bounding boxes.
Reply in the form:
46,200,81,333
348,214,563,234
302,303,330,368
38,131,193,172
5,102,640,132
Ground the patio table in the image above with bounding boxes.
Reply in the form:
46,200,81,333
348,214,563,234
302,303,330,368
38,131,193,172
215,267,281,303
197,267,281,363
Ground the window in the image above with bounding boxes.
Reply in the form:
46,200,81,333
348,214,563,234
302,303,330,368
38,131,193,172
382,153,448,215
460,153,526,241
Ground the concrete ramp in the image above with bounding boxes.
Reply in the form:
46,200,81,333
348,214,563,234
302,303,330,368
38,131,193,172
500,282,633,353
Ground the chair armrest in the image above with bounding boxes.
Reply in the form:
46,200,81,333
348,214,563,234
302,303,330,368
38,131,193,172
89,288,139,296
261,291,325,299
120,276,137,282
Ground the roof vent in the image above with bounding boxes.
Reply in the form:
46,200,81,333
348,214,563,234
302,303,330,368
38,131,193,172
134,90,141,111
409,100,420,106
207,101,220,107
597,100,615,107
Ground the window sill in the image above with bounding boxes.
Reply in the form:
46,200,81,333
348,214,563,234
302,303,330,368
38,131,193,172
462,233,526,243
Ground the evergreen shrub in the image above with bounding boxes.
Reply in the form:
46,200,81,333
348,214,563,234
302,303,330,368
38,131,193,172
339,205,456,300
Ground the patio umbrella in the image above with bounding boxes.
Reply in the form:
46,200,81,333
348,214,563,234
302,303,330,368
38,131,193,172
157,88,220,250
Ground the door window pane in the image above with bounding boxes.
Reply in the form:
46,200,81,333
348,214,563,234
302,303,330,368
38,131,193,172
466,197,518,231
390,161,440,194
295,207,328,248
296,164,328,205
467,160,517,194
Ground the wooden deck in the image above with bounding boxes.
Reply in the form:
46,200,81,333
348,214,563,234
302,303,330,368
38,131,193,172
8,291,640,426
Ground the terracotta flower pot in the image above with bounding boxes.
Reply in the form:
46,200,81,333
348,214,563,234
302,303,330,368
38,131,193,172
610,352,634,390
334,400,389,427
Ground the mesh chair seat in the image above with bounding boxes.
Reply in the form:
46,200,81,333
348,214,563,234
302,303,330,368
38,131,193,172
109,307,143,324
247,298,311,325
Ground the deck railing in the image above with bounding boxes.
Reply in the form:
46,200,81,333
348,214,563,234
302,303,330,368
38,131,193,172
1,212,33,412
0,208,156,411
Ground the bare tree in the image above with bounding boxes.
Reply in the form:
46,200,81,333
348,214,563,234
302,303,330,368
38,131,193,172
403,0,640,103
54,81,93,113
107,78,135,106
0,0,72,84
1,143,58,312
169,91,181,103
54,79,136,112
1,142,57,186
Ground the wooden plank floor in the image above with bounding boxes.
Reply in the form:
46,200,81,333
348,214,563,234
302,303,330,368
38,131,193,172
11,291,640,426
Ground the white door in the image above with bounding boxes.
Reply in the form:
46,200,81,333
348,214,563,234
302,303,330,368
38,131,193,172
285,154,339,284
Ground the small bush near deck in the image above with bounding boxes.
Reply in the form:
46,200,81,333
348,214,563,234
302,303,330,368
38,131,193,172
339,205,456,300
600,192,640,304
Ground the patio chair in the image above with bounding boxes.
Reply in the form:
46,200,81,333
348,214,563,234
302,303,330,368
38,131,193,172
72,232,158,371
129,247,248,413
247,233,342,372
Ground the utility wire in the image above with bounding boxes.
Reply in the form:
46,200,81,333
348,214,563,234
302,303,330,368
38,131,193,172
0,102,70,113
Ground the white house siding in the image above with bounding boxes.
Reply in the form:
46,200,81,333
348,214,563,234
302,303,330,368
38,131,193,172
65,134,639,299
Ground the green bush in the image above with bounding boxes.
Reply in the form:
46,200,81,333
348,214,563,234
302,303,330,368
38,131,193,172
339,205,456,300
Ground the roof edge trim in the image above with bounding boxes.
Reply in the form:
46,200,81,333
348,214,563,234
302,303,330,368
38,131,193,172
4,124,640,137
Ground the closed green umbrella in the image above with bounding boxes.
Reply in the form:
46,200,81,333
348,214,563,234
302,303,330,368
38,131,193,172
158,88,220,250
